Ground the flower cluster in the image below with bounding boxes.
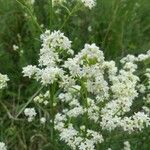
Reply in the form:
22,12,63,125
24,108,37,122
123,141,131,150
52,0,96,9
0,142,7,150
40,117,46,124
0,73,9,90
23,30,150,149
81,0,96,9
13,44,19,51
23,30,73,86
33,91,49,105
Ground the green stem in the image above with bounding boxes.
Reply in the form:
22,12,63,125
60,3,81,30
49,82,56,145
80,79,88,134
15,0,43,33
49,0,53,29
16,86,44,118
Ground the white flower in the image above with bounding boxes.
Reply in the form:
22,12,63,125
137,84,146,93
40,117,46,124
88,26,92,32
52,0,96,9
22,30,150,150
138,54,149,61
40,67,64,85
81,0,96,9
40,30,72,53
0,142,7,150
0,73,9,89
66,106,84,117
22,65,38,78
13,45,19,51
22,30,72,86
123,141,131,150
24,108,37,122
78,139,95,150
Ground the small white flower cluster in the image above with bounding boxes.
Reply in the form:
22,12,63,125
24,108,37,122
0,73,9,90
13,44,19,51
55,113,103,150
81,0,96,9
40,117,46,124
52,0,96,9
22,65,38,78
100,50,150,132
33,91,49,105
0,142,7,150
23,30,150,149
23,30,73,86
55,91,103,149
123,141,131,150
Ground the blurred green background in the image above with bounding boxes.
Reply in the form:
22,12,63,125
0,0,150,149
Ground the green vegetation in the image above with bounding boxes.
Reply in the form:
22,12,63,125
0,0,150,149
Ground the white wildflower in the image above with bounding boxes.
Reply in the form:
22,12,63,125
0,73,9,89
40,117,46,124
40,67,64,85
13,45,19,51
22,65,38,78
22,30,150,150
24,108,37,122
123,141,131,150
0,142,7,150
81,0,96,9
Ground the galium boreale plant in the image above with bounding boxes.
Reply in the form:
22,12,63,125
22,28,150,149
20,0,150,149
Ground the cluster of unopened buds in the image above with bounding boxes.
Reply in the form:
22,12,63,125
22,29,150,150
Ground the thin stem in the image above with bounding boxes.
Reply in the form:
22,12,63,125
49,82,56,145
49,0,53,29
80,79,88,134
0,101,20,121
60,4,71,15
60,3,81,30
15,0,43,33
16,86,44,118
102,0,119,50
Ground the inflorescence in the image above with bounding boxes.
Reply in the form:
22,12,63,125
22,30,150,150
